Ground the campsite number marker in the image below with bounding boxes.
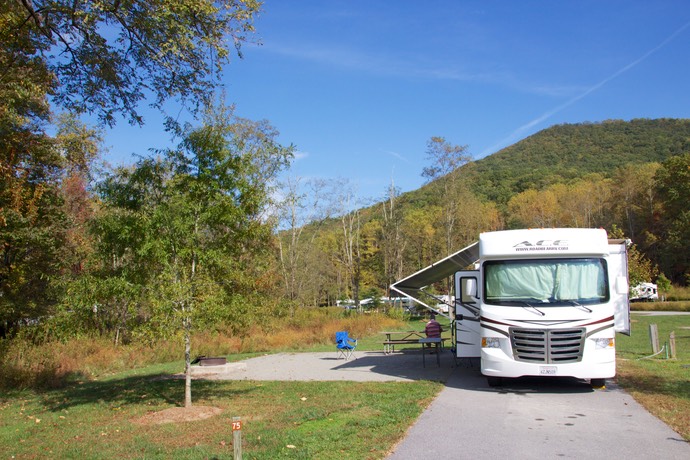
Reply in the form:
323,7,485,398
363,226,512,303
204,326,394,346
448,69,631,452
232,416,242,459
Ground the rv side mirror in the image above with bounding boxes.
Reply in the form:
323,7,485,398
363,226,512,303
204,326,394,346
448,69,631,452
460,277,478,303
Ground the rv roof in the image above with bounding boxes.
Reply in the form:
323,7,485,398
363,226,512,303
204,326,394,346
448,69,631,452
480,228,609,259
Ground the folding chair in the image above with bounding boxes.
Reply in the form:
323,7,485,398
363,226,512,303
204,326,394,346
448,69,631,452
335,331,358,360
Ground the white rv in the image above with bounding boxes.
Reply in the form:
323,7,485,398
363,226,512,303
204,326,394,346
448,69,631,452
391,228,631,387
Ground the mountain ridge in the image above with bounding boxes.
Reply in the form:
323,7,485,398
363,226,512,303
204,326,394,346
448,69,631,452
401,118,690,207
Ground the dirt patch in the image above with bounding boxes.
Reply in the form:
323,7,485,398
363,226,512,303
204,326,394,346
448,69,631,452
132,406,222,425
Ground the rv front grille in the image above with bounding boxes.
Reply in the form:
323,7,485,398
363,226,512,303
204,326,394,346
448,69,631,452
510,327,585,364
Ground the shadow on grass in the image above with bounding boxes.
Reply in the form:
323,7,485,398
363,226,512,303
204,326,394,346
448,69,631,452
618,367,690,400
34,371,258,413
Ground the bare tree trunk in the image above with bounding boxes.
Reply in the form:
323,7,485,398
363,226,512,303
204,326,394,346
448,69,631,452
184,240,198,409
184,312,192,408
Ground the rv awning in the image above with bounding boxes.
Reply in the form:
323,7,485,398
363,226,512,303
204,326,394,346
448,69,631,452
390,242,479,314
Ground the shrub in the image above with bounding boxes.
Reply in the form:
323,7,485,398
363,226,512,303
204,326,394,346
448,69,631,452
0,309,404,389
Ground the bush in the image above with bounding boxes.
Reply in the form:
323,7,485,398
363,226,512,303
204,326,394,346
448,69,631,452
656,273,672,294
385,306,409,322
0,308,405,390
664,284,690,302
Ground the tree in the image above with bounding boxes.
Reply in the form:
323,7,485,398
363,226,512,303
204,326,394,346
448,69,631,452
0,5,58,336
55,114,103,275
610,164,660,240
276,177,331,307
379,180,405,296
359,218,383,296
654,153,690,284
5,0,262,126
96,103,292,406
0,116,103,336
507,188,559,228
402,206,438,271
0,75,103,336
336,183,365,309
1,0,259,337
65,177,151,346
421,137,471,298
608,226,658,289
421,137,472,254
453,187,501,246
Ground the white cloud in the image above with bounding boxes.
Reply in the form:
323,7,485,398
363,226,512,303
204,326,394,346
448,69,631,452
292,150,309,161
382,149,412,164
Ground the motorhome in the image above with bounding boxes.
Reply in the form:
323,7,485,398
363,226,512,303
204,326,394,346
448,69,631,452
391,228,631,387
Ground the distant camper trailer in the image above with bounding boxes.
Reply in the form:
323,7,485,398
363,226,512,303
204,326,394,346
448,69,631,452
631,283,659,302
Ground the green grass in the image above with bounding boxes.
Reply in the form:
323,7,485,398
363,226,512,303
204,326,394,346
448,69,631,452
618,313,690,360
615,313,690,440
0,315,444,459
2,312,687,458
0,359,441,459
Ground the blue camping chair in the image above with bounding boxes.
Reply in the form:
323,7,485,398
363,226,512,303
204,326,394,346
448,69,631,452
335,331,357,360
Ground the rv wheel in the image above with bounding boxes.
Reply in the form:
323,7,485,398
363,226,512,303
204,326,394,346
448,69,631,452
487,377,503,387
590,378,606,388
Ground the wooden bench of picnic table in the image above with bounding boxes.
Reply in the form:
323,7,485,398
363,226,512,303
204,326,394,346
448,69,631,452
381,337,448,354
382,339,420,354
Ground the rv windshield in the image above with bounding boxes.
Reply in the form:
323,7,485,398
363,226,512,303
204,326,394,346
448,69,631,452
484,258,608,306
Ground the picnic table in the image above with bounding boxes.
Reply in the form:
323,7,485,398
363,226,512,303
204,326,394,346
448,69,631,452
381,331,425,354
381,331,448,355
419,337,443,367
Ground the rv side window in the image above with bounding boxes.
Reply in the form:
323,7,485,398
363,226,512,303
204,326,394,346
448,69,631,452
484,258,608,306
459,277,478,303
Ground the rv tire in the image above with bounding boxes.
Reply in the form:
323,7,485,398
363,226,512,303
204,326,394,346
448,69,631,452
590,378,606,388
487,376,503,387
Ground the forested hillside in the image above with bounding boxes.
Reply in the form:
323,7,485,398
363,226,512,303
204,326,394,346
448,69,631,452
275,119,690,309
3,111,690,352
467,119,690,204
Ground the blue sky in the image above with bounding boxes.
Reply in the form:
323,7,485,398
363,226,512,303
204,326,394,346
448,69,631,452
102,1,690,201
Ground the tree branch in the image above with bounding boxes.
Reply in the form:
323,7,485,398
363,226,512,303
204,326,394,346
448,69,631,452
17,0,50,38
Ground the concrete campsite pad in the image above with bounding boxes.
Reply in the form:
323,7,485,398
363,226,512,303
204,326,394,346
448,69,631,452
189,350,457,382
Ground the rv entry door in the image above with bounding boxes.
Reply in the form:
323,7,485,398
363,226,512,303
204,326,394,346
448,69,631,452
455,270,481,358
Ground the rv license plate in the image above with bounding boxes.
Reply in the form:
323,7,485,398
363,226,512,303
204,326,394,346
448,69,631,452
540,366,557,375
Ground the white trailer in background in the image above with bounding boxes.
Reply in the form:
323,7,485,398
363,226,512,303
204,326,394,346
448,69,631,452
631,282,659,302
391,228,631,387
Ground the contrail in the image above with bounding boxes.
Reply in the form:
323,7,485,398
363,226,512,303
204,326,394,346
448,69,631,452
481,19,690,157
383,149,413,164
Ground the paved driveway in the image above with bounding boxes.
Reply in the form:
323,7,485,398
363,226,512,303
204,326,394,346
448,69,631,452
190,349,456,382
387,365,689,459
191,349,689,459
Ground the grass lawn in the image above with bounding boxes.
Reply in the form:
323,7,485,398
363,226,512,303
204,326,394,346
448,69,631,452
0,356,441,459
2,313,687,458
616,313,690,440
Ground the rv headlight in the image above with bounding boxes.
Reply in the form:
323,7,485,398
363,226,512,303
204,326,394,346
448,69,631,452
594,338,614,349
482,337,502,348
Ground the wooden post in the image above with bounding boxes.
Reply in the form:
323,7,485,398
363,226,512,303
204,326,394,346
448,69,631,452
669,331,677,359
232,416,242,460
649,323,659,354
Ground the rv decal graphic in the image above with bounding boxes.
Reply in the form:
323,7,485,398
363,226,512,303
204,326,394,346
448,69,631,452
513,239,569,252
